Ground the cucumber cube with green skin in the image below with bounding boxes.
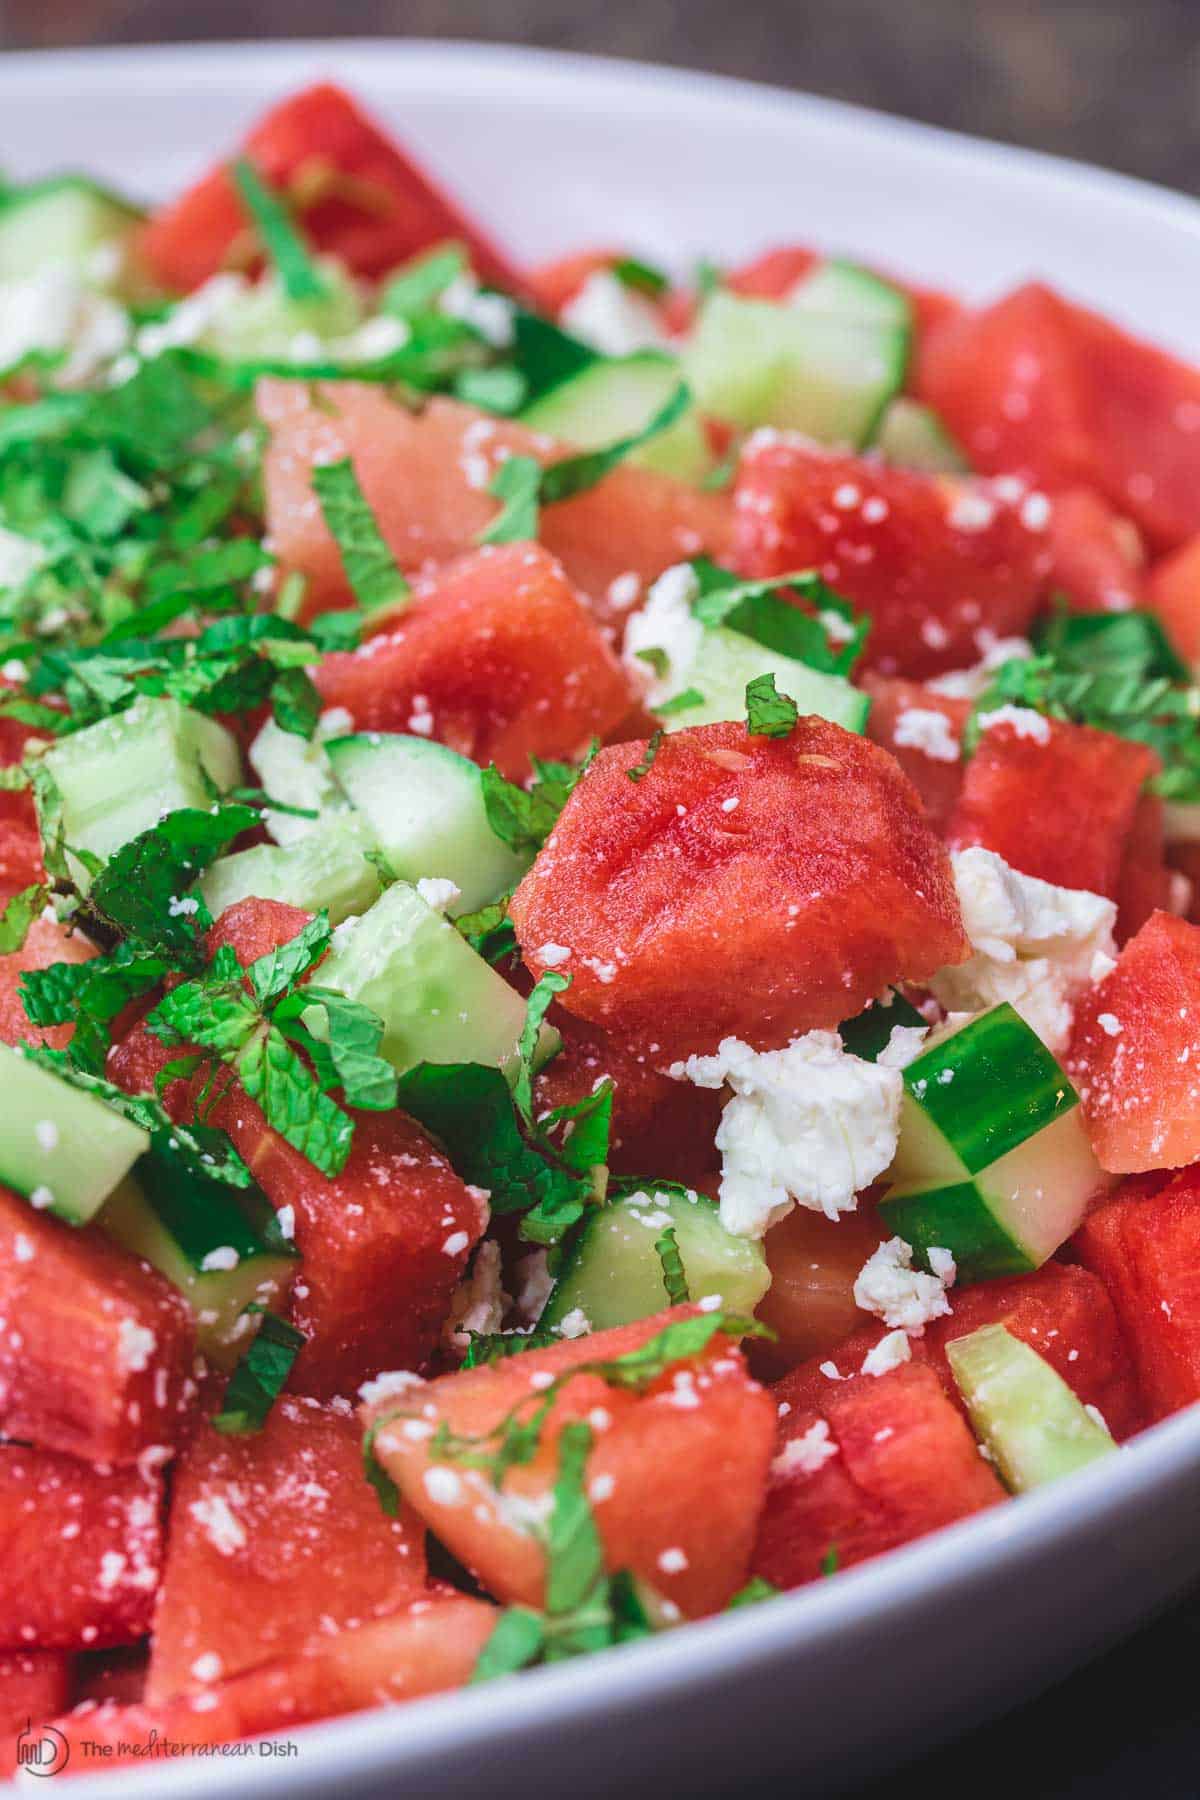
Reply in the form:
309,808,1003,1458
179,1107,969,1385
683,288,909,449
100,1159,298,1369
0,176,143,284
947,1323,1117,1492
787,259,912,330
0,1045,150,1224
249,716,351,848
541,1184,770,1334
880,1004,1103,1280
199,815,382,927
324,733,528,916
312,881,558,1081
42,697,241,885
519,351,712,483
647,621,869,735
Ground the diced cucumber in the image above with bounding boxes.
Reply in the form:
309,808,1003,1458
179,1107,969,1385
519,351,711,483
325,733,527,915
249,715,350,848
0,1045,149,1224
200,262,364,362
947,1323,1117,1492
312,881,557,1080
100,1158,298,1369
787,259,911,330
541,1184,770,1333
683,288,908,449
874,397,969,472
41,697,240,884
0,176,143,284
647,621,868,734
198,814,382,926
880,1004,1102,1280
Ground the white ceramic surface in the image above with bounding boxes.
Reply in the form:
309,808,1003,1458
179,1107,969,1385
3,38,1200,1800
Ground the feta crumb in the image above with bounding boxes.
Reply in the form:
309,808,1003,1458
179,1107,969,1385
358,1369,424,1407
116,1318,156,1374
423,1466,464,1506
622,563,703,710
200,1246,240,1273
930,847,1118,1053
877,1023,930,1070
1097,1012,1123,1038
276,1204,295,1241
860,1329,913,1377
190,1653,224,1684
670,1031,903,1237
588,1473,616,1503
927,1247,958,1285
439,275,515,348
416,877,462,913
976,703,1052,745
33,1119,59,1153
189,1495,247,1555
657,1546,689,1575
556,1307,591,1340
442,1231,470,1258
927,637,1033,700
443,1239,509,1355
892,707,960,764
166,894,201,918
12,1234,34,1264
514,1248,554,1326
536,942,572,967
560,270,667,356
29,1185,54,1211
853,1237,953,1334
0,264,129,386
772,1419,838,1477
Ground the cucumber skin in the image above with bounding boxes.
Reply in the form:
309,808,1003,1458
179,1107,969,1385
947,1323,1117,1492
880,1181,1034,1282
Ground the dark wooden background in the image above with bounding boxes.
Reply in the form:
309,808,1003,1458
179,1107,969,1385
3,2,1200,1795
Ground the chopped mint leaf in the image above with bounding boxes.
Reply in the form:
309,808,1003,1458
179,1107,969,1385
510,310,596,403
212,1306,306,1435
462,1326,560,1368
380,242,468,318
286,985,399,1112
656,687,705,717
655,1224,690,1305
244,911,331,1007
610,256,670,299
363,1413,403,1517
453,366,529,415
269,665,321,740
454,892,517,966
311,458,410,616
21,941,174,1075
0,882,47,955
543,1422,609,1657
229,157,328,304
480,749,592,857
237,1024,354,1178
745,672,799,739
514,970,569,1124
727,1576,779,1609
690,557,869,677
634,646,669,679
626,730,663,783
838,988,927,1063
820,1546,840,1578
477,454,542,546
1034,606,1188,683
147,973,261,1057
83,352,214,473
537,1079,612,1179
469,1607,547,1684
86,804,258,962
539,382,690,505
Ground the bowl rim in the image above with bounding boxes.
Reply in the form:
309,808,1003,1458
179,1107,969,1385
3,35,1199,1796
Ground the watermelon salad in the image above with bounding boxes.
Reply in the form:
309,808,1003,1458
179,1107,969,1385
0,78,1199,1771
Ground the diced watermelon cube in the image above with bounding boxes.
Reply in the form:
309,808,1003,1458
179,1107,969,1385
1073,1167,1200,1422
509,717,968,1060
0,820,43,904
1115,794,1173,945
754,1201,888,1379
948,714,1158,900
312,543,633,781
0,1185,195,1465
916,282,1200,551
0,1446,164,1648
0,1652,71,1740
772,1261,1144,1442
1067,910,1200,1172
259,383,733,631
1043,486,1146,615
139,82,523,294
0,917,97,1051
146,1396,428,1701
752,1362,1004,1589
729,438,1051,676
1147,533,1200,666
364,1307,775,1620
862,674,968,832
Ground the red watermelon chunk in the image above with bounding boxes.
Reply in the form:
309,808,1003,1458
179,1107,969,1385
1168,843,1200,927
772,1261,1143,1443
364,1307,775,1620
752,1362,1005,1589
0,1446,164,1649
1044,486,1146,615
0,820,43,904
146,1396,428,1702
139,82,523,294
313,543,633,781
916,282,1200,552
754,1202,888,1379
1072,1168,1200,1422
0,918,97,1051
0,1185,195,1465
1147,533,1200,666
729,437,1051,676
947,713,1158,900
1115,794,1174,945
0,1651,71,1740
509,717,968,1060
1067,911,1200,1173
862,674,969,831
259,383,734,631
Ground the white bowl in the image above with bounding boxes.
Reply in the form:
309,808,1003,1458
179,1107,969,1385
4,38,1200,1799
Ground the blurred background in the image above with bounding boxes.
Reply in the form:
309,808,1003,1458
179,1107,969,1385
1,0,1197,195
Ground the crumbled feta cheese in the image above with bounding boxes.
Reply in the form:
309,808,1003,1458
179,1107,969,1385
276,1204,295,1242
927,1246,958,1285
443,1239,509,1355
135,273,249,357
439,275,515,348
1096,1012,1123,1038
536,942,572,967
166,894,201,918
976,703,1052,745
0,264,129,385
0,528,46,592
358,1369,424,1407
622,563,703,710
416,877,462,914
190,1653,224,1684
931,847,1118,1053
189,1495,247,1555
657,1546,689,1575
33,1119,59,1153
588,1473,616,1503
926,637,1033,700
892,707,961,763
423,1466,464,1506
556,1307,591,1341
877,1023,930,1070
514,1248,554,1326
861,1330,912,1377
854,1237,954,1333
772,1419,838,1477
200,1246,239,1273
442,1231,470,1258
29,1185,54,1211
116,1319,156,1374
12,1234,34,1264
560,270,667,356
669,1030,903,1237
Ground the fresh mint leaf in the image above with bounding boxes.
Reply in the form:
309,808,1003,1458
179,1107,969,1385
480,748,592,857
539,382,690,505
83,353,214,472
514,971,569,1124
212,1306,306,1434
820,1546,840,1577
311,458,410,616
0,882,46,955
230,157,328,304
453,366,529,415
86,804,257,960
269,666,322,740
477,454,541,546
1034,607,1188,683
727,1576,779,1609
245,910,330,1008
656,686,705,717
381,243,468,317
510,310,597,401
611,257,670,299
454,891,517,965
469,1607,547,1684
287,985,398,1111
626,730,663,783
745,672,798,738
690,557,869,677
462,1326,560,1368
537,1079,612,1179
544,1422,607,1640
363,1413,403,1517
237,1023,354,1177
147,975,260,1056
